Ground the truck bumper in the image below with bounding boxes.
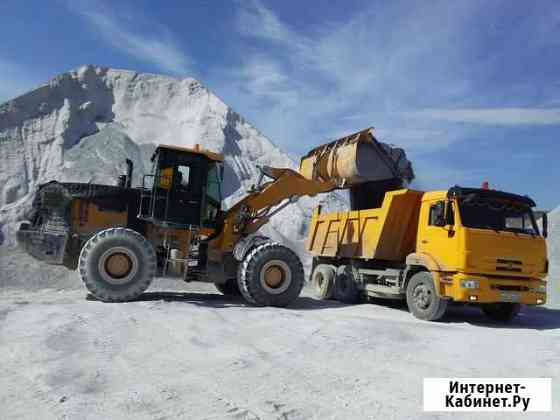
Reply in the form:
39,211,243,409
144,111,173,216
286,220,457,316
16,223,68,265
441,272,546,305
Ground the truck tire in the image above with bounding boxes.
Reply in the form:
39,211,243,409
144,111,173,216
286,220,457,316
78,228,156,302
237,242,304,307
215,278,241,296
311,264,336,300
481,303,521,322
334,265,361,304
406,271,447,321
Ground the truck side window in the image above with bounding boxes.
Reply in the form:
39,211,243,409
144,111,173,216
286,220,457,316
429,201,445,226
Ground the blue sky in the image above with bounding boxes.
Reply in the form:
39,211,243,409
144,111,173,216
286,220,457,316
1,0,559,208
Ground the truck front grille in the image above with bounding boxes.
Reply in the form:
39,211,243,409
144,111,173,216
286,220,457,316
491,284,529,292
496,258,523,273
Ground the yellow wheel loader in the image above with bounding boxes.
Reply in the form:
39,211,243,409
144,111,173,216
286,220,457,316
17,128,413,306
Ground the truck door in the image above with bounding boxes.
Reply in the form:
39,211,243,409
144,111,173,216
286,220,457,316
417,199,459,270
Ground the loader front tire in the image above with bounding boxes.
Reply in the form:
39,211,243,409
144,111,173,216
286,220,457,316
78,228,156,302
238,242,304,307
311,264,336,300
406,271,447,321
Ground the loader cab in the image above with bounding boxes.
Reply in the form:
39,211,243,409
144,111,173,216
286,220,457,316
139,144,224,229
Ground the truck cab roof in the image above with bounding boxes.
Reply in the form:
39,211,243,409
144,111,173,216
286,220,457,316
447,186,535,207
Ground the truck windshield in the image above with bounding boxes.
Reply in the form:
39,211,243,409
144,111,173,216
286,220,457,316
458,198,539,235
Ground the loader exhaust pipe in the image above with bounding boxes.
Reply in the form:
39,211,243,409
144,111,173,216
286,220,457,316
125,159,133,188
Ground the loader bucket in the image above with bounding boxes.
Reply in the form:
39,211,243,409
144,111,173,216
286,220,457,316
299,128,414,188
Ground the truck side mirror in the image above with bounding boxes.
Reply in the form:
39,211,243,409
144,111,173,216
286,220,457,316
542,212,548,238
444,200,455,227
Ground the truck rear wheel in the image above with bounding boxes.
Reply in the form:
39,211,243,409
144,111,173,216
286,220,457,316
481,303,521,322
78,228,156,302
311,264,336,300
334,265,361,304
406,271,447,321
238,242,304,307
215,278,241,296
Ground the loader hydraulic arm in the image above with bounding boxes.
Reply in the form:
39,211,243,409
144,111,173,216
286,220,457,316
207,127,414,257
208,166,337,254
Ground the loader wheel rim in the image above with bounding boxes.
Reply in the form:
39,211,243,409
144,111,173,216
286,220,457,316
98,246,139,285
260,260,292,294
413,284,432,310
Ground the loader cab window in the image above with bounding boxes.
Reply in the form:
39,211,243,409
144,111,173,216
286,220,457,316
176,165,190,189
204,163,222,226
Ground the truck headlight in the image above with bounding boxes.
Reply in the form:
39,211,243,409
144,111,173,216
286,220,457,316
461,280,480,289
530,284,547,294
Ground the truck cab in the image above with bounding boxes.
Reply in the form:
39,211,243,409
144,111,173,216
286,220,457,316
416,187,548,307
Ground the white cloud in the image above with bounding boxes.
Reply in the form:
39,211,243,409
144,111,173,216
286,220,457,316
406,108,560,126
237,0,299,45
69,3,192,76
223,0,485,153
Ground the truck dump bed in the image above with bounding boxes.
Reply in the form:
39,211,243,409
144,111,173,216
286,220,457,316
306,189,423,262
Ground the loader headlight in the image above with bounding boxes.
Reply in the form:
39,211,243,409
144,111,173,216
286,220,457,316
461,280,480,289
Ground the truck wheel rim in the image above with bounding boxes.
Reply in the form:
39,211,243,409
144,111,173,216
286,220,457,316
413,284,432,310
260,260,292,294
98,247,139,285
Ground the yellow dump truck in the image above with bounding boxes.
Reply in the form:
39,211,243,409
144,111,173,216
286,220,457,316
307,186,549,321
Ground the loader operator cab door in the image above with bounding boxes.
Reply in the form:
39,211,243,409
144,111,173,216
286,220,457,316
141,145,224,229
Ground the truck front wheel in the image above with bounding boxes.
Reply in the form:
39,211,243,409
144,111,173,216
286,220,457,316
406,271,447,321
481,303,521,322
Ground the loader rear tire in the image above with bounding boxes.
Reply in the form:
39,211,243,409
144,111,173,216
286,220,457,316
238,242,304,307
311,264,336,300
334,265,361,304
78,228,156,302
215,279,241,296
406,271,447,321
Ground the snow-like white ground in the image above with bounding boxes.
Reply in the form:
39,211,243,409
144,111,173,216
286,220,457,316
1,280,559,420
